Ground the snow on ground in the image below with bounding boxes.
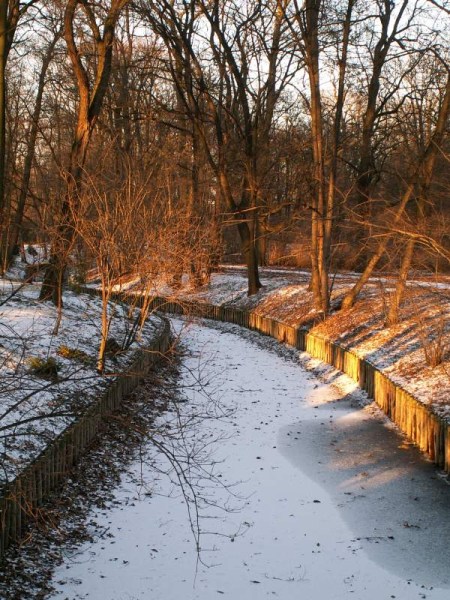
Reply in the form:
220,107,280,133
48,318,450,600
0,281,163,484
163,267,450,417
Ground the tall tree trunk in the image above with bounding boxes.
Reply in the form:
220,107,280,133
301,0,328,313
0,2,7,268
39,118,91,304
386,238,415,326
386,174,432,325
217,166,261,295
6,35,59,265
188,119,203,288
257,216,268,267
237,217,261,296
39,0,127,304
324,0,353,271
0,0,37,271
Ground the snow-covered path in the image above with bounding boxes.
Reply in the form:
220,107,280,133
50,319,450,600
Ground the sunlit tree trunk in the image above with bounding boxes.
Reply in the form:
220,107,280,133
324,0,353,273
386,238,415,326
386,175,434,325
0,2,7,256
298,0,329,313
40,0,128,305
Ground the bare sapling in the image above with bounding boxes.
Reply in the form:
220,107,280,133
416,309,448,369
73,176,151,373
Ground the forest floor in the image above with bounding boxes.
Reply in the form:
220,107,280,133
164,265,450,418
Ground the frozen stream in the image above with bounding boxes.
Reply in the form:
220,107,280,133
50,319,450,600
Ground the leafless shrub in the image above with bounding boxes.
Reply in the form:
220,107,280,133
417,312,448,368
27,356,59,381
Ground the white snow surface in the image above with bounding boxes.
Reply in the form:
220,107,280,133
0,283,163,483
50,318,450,600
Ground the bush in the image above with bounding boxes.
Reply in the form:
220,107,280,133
418,314,448,369
57,345,92,365
27,356,59,380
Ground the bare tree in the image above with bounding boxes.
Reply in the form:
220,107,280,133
285,0,355,313
5,13,63,266
0,0,41,270
39,0,129,305
139,0,295,295
342,67,450,310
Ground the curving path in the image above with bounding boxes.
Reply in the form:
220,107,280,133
49,319,450,600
